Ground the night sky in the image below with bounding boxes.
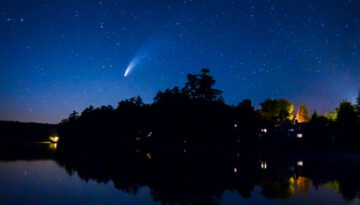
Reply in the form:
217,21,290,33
1,0,359,123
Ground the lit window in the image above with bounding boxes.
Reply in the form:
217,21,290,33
260,161,267,169
297,160,303,166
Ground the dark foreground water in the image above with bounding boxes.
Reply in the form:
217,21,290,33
1,143,360,205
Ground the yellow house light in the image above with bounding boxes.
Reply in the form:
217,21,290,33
49,136,59,143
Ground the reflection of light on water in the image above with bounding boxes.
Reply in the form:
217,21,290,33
323,180,340,191
296,176,311,196
234,167,237,173
48,135,59,150
296,133,303,138
48,143,57,150
297,160,303,166
286,176,312,196
260,161,267,169
289,176,295,184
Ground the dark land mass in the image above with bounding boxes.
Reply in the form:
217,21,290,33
0,120,57,142
56,69,360,151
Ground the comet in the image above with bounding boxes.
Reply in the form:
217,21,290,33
123,33,164,77
124,58,137,77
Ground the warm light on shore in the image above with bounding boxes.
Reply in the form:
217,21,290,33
49,136,59,143
297,160,303,166
146,153,152,159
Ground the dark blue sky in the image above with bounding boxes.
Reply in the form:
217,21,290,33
1,0,359,123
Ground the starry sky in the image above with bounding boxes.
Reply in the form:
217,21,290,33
1,0,360,123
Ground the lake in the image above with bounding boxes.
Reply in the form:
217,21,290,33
1,143,360,205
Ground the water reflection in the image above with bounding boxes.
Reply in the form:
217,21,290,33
296,176,311,195
48,142,57,150
1,143,360,204
260,161,267,170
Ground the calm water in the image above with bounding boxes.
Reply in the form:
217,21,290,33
1,143,360,205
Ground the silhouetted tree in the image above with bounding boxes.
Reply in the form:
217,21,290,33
311,111,317,119
234,99,259,143
152,87,191,143
336,100,358,146
117,96,144,109
260,99,294,126
307,110,334,147
182,68,223,102
336,100,357,127
69,111,79,122
154,87,188,105
81,105,94,116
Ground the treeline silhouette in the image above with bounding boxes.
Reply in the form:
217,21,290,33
58,68,360,150
0,121,57,142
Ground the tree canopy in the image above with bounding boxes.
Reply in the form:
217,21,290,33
182,68,223,102
336,100,357,127
260,99,294,126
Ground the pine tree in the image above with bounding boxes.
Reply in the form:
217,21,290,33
295,104,310,123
